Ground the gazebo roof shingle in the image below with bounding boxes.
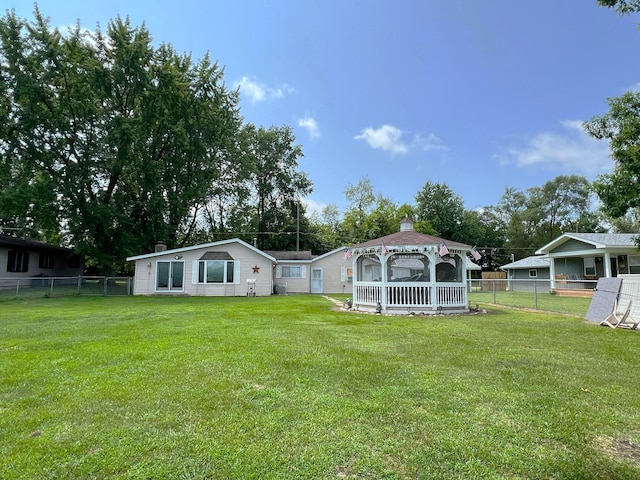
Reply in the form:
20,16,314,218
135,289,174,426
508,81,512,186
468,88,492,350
354,231,470,249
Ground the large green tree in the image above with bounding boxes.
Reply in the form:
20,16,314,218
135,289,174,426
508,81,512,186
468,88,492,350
414,181,466,240
240,124,312,250
0,9,243,273
526,175,592,242
488,176,596,259
583,1,640,221
584,91,640,219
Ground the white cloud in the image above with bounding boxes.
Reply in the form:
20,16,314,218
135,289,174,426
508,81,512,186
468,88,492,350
412,132,448,152
303,198,327,217
354,124,408,155
298,116,320,139
503,120,612,176
234,76,294,104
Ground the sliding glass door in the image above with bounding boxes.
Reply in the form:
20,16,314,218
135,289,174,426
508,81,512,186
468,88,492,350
156,261,184,292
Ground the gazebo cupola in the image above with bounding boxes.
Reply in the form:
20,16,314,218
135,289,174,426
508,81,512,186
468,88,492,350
346,219,472,315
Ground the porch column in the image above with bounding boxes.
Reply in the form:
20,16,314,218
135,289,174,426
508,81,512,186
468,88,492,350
604,252,612,278
548,255,556,289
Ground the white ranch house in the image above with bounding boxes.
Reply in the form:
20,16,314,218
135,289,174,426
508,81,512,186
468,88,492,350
126,239,353,296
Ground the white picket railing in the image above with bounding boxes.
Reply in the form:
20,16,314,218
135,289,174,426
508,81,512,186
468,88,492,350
354,281,467,311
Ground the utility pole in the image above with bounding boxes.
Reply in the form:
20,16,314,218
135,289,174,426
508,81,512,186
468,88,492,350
296,199,300,251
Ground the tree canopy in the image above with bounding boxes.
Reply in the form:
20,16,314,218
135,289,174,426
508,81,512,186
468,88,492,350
584,92,640,218
597,0,640,14
0,8,311,273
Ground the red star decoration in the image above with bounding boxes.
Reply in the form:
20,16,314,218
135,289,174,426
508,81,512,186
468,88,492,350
252,265,260,273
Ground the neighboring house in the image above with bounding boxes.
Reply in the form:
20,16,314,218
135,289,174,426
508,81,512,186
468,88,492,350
466,257,482,279
501,254,550,280
0,235,83,286
500,254,550,292
126,239,276,296
535,233,640,290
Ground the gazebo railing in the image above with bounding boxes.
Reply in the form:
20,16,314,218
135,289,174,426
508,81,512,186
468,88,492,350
354,281,467,309
354,282,382,306
436,284,466,306
385,283,432,306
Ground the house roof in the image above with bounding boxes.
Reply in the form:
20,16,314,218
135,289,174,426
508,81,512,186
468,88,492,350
264,250,314,261
0,234,73,254
126,238,276,262
535,233,639,255
311,246,349,263
500,254,550,270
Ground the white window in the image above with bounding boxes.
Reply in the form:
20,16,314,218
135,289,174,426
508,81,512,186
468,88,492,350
584,257,596,276
341,266,353,282
629,255,640,274
197,260,235,283
7,250,29,272
277,265,306,278
529,269,537,278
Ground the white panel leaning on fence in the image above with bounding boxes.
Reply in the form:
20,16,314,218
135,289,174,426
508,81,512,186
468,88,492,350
601,274,640,330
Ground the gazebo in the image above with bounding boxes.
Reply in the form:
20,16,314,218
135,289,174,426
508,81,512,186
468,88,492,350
346,218,474,315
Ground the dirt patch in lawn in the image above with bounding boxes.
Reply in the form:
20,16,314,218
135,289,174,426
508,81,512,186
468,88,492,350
596,435,640,465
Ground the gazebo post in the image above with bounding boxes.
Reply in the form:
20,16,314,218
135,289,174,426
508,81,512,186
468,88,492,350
379,250,388,313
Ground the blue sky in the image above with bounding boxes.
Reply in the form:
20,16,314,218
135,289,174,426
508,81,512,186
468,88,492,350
9,1,640,216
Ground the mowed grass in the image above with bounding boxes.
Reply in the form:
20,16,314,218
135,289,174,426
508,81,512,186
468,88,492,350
1,295,639,479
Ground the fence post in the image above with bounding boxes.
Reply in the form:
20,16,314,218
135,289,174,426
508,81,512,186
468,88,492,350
77,276,82,294
492,281,496,304
104,277,108,296
534,280,538,310
128,277,132,295
50,278,54,297
16,279,20,298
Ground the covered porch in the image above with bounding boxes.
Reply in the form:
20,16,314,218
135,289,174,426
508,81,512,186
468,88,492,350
535,233,640,292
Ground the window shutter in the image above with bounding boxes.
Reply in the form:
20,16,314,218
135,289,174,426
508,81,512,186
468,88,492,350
234,261,241,284
301,266,307,278
192,261,199,284
276,265,282,278
341,266,347,282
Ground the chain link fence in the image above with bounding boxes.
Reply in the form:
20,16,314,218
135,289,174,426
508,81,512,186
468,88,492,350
0,276,133,300
467,278,594,316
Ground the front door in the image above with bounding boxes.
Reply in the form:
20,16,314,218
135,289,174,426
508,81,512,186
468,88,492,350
610,257,618,277
156,261,184,292
311,268,323,293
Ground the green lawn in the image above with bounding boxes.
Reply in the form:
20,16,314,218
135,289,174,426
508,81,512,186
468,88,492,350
1,295,639,479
